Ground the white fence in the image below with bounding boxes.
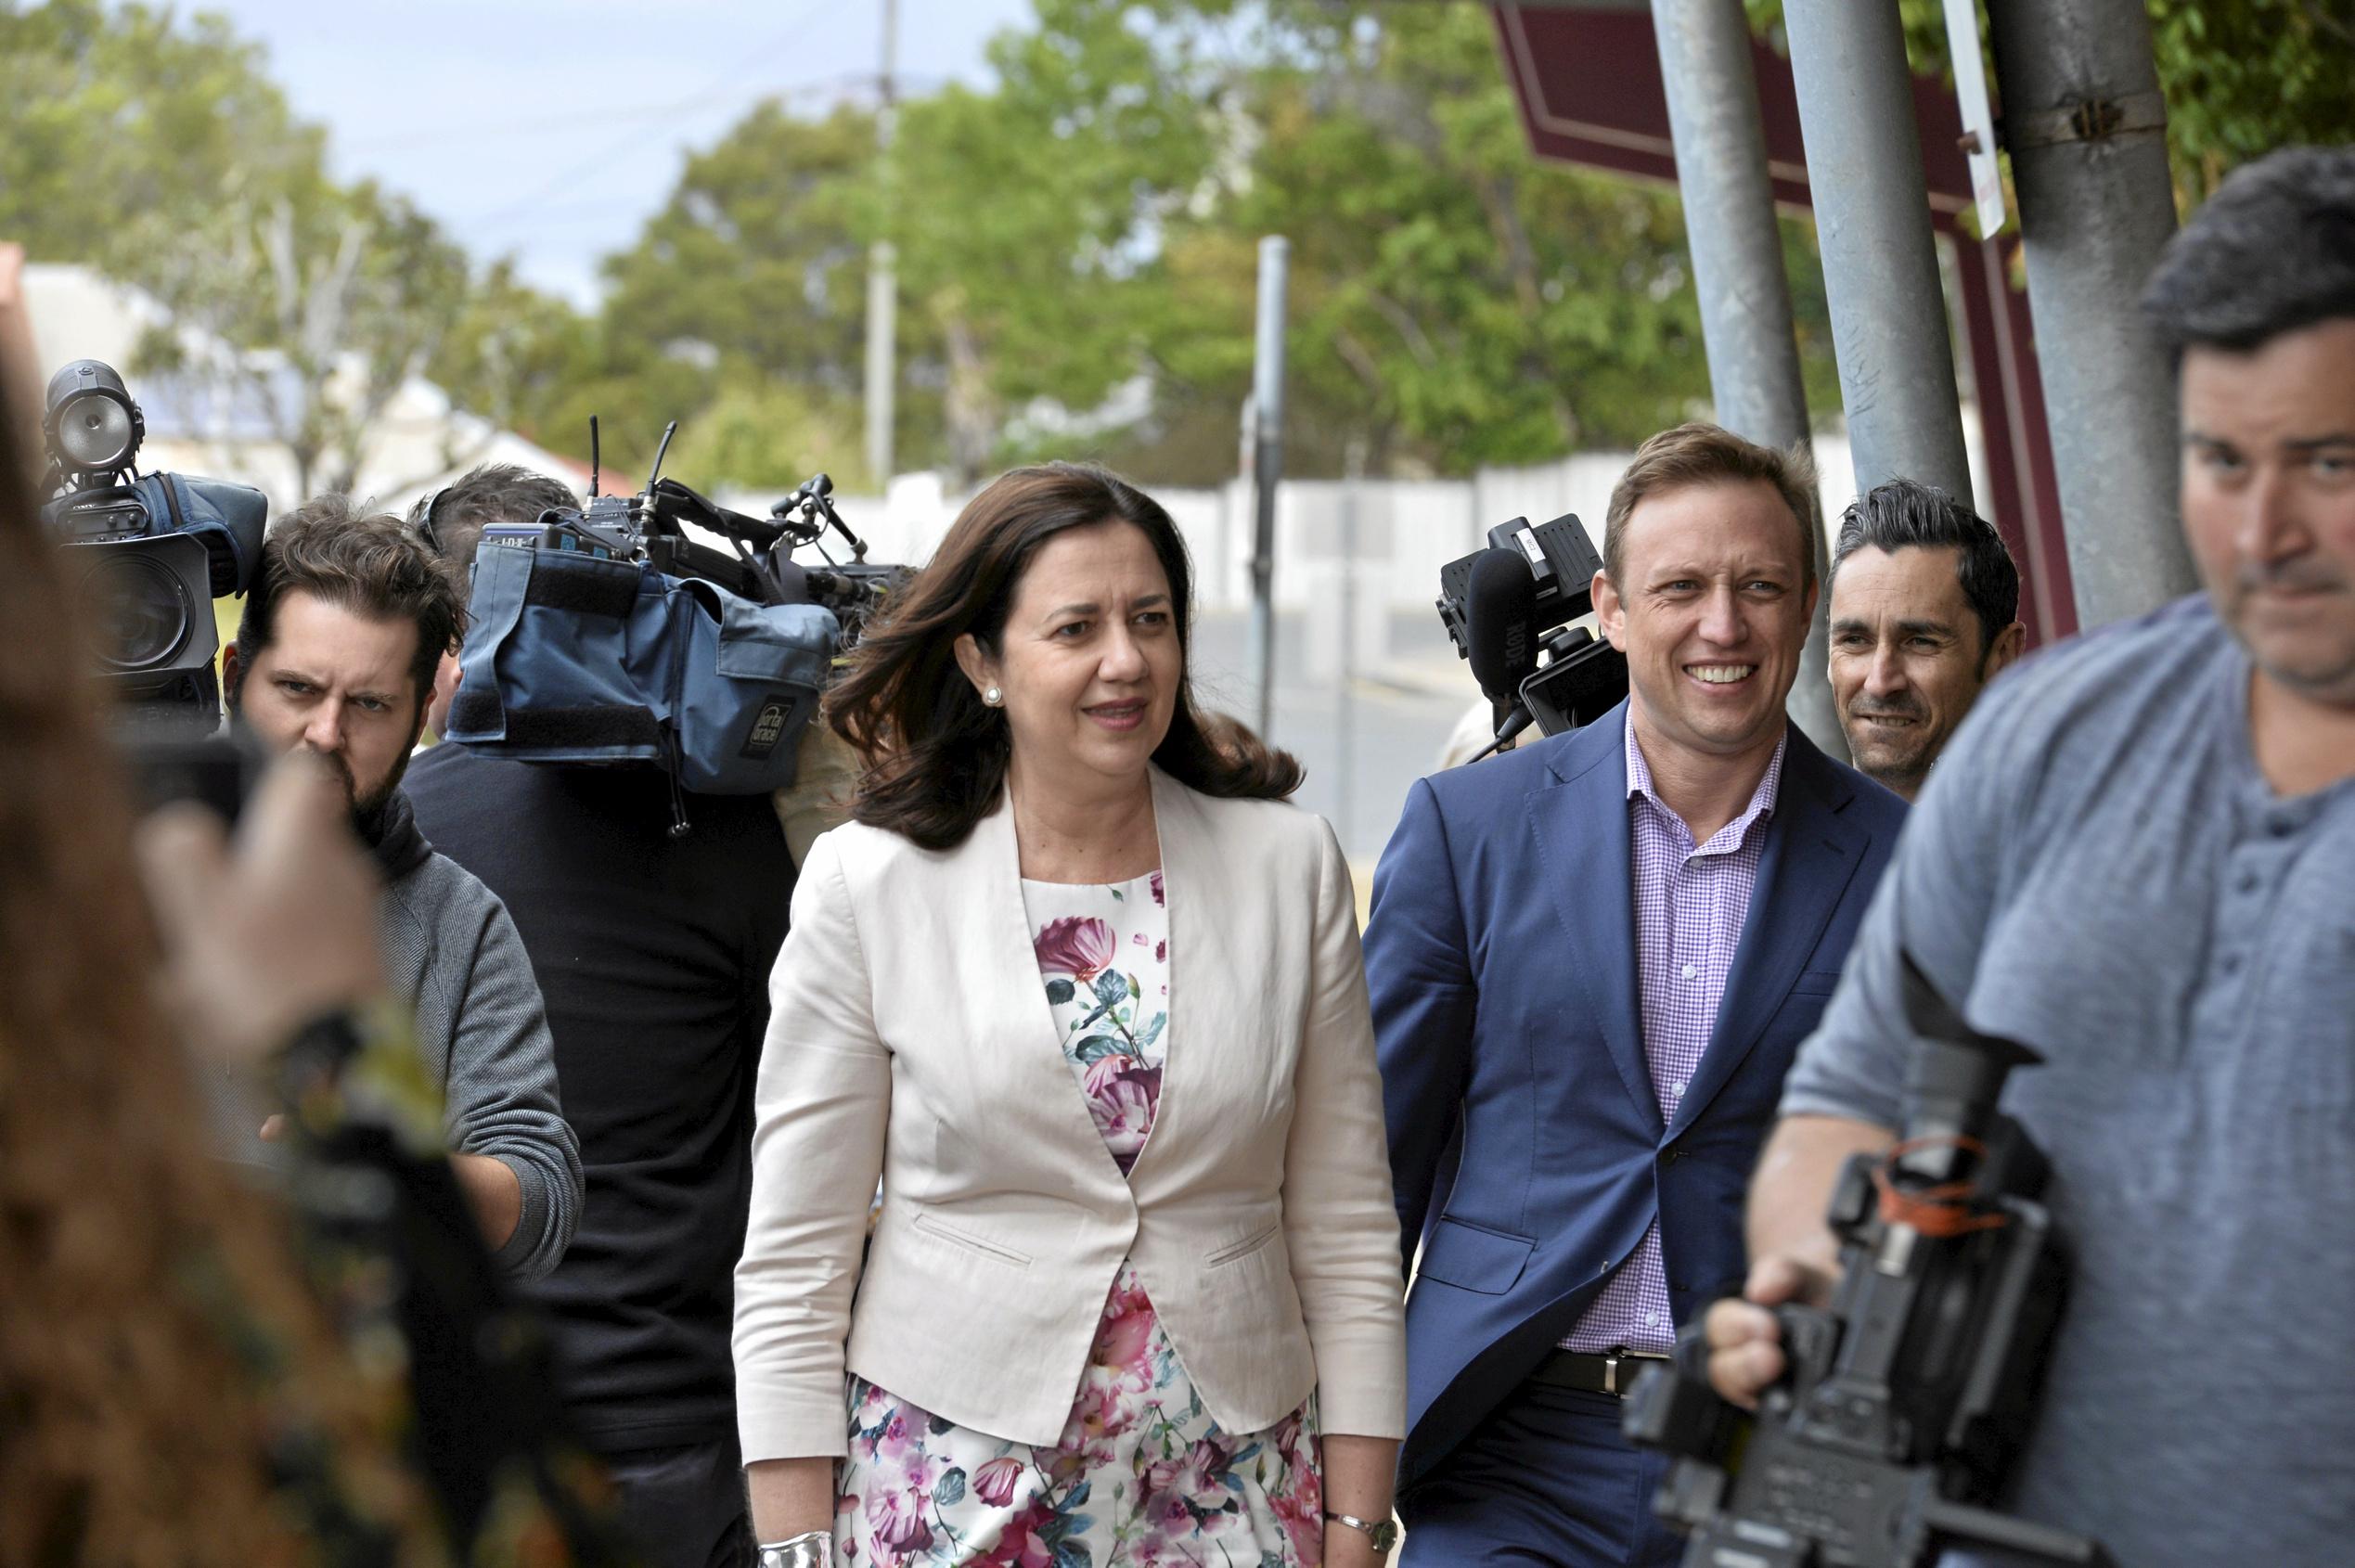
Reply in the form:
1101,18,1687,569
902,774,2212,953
718,429,1942,682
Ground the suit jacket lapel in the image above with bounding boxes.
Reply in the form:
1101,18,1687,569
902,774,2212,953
1530,709,1660,1137
1669,732,1862,1137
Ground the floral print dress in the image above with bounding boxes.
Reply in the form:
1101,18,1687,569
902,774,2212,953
835,869,1325,1568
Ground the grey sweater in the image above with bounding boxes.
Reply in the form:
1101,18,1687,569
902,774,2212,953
373,794,582,1283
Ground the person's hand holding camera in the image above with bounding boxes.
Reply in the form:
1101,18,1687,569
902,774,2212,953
1701,1253,1839,1409
136,751,388,1070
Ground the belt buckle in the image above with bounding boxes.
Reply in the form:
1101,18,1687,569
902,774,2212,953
1602,1344,1662,1397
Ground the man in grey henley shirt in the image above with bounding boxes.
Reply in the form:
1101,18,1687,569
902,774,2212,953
1703,147,2355,1564
227,497,581,1282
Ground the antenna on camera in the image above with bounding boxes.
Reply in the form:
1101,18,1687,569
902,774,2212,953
645,420,678,493
587,415,601,498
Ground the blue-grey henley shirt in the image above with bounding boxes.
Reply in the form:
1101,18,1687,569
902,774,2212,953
1782,594,2355,1566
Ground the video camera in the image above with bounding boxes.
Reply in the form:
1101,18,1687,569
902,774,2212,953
1435,512,1628,757
39,360,266,723
1622,953,2110,1568
444,418,911,827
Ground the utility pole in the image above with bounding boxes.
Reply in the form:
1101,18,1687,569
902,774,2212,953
1783,0,1975,505
1650,0,1841,757
1245,236,1288,740
863,0,898,490
1983,0,2196,626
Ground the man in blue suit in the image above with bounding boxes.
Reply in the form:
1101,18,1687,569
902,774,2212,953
1367,423,1910,1564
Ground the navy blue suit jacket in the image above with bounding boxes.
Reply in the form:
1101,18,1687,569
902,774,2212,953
1366,704,1907,1485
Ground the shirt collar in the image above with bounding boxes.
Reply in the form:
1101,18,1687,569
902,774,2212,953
1623,706,1789,850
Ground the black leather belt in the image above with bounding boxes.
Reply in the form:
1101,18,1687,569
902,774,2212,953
1532,1346,1671,1398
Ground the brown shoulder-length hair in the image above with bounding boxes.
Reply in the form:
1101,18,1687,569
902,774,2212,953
826,462,1302,849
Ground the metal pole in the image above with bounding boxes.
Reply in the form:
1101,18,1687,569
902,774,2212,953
1783,0,1975,505
863,0,898,489
1246,236,1288,739
1984,0,2196,627
1337,443,1364,853
1651,0,1841,755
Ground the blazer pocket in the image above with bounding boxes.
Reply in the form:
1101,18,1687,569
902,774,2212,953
1788,967,1846,998
909,1207,1033,1269
1204,1221,1281,1269
1415,1216,1535,1295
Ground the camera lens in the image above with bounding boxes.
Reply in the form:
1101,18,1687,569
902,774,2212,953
81,550,194,672
55,390,137,472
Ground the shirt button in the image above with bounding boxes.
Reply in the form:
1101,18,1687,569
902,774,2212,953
2237,869,2261,893
1645,1312,1665,1327
1680,963,1697,981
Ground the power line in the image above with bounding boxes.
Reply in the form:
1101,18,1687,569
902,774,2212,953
345,69,944,155
466,0,839,236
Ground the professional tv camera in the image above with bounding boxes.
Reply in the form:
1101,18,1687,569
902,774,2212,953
1622,953,2110,1568
443,419,910,830
1435,512,1628,757
39,359,266,722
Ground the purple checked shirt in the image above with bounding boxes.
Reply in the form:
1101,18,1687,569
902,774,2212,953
1561,711,1787,1355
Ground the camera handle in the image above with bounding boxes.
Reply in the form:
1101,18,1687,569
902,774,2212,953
1918,1497,2113,1567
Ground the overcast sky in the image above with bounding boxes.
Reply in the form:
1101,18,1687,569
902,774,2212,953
195,0,1035,305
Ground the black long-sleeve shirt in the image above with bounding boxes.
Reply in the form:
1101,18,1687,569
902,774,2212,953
405,744,794,1449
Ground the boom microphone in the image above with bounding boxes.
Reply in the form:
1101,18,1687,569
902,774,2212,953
1464,547,1539,755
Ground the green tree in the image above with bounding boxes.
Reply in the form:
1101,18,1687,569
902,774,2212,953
882,0,1227,479
129,178,474,496
586,100,883,479
2,0,592,494
0,0,318,265
1746,0,2355,210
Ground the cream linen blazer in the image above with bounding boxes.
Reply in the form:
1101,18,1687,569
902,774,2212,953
733,767,1407,1459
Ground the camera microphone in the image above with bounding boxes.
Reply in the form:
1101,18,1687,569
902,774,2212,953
1465,547,1539,757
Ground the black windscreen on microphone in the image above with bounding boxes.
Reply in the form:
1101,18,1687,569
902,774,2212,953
1464,547,1540,706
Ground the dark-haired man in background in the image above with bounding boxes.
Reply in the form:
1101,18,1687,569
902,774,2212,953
1706,145,2355,1565
1825,479,2024,801
224,498,581,1282
405,462,796,1568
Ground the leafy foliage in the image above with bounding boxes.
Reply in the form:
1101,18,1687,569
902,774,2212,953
1746,0,2355,211
0,0,577,494
9,0,2347,495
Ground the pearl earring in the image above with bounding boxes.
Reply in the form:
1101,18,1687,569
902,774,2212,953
984,686,1003,707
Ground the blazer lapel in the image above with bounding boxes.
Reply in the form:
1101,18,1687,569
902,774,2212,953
1529,712,1659,1137
1669,733,1862,1137
977,789,1138,1177
1122,770,1190,1186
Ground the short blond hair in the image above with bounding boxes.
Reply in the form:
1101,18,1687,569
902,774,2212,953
1602,422,1819,588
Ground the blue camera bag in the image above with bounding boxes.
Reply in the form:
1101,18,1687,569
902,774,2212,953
444,540,839,794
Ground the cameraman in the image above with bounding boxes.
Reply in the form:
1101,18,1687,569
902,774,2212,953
405,463,797,1568
223,498,582,1281
1705,147,2355,1564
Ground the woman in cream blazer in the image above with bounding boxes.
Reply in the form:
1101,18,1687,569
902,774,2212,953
735,464,1405,1568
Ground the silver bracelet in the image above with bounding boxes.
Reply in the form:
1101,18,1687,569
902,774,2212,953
755,1531,834,1568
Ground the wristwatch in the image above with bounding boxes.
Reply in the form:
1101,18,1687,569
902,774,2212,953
756,1532,834,1568
1325,1509,1400,1553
